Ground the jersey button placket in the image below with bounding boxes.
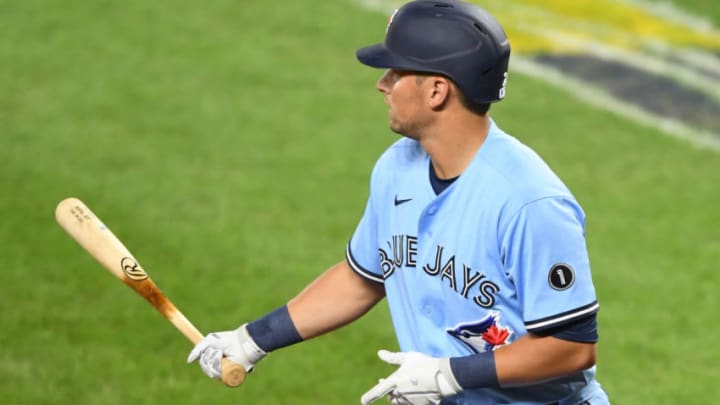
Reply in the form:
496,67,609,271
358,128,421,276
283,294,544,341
419,205,438,238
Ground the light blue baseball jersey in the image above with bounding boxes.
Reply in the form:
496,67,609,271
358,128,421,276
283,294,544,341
346,121,607,404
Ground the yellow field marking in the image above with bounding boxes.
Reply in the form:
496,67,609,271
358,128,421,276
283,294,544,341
357,0,720,54
354,0,720,150
479,0,720,54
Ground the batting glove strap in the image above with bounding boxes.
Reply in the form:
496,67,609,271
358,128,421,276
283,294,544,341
234,323,267,371
436,357,462,396
187,323,268,379
360,350,463,405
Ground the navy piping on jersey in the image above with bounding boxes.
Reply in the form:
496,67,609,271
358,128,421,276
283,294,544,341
348,161,599,343
348,239,599,342
525,300,600,333
346,242,384,283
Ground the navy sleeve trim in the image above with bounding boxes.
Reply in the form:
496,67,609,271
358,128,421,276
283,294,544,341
524,300,599,333
549,312,598,343
346,242,384,284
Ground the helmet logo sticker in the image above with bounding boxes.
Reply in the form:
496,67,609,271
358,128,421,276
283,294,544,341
387,8,399,33
499,71,508,99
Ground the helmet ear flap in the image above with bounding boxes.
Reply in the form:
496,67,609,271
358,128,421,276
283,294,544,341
356,0,511,104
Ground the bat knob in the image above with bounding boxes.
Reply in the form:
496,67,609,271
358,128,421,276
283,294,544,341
220,358,246,387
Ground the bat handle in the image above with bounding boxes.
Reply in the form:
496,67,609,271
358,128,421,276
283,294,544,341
220,358,246,387
172,312,247,387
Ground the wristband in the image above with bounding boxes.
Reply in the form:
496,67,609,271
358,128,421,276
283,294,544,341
246,305,303,352
449,351,499,389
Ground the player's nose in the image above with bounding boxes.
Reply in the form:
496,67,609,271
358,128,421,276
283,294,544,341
376,69,392,94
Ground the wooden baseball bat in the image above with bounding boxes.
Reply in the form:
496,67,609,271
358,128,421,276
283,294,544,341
55,197,246,387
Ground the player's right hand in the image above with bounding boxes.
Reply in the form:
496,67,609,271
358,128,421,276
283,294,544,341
186,323,267,379
361,350,460,405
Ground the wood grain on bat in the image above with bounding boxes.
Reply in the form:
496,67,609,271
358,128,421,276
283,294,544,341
55,197,246,387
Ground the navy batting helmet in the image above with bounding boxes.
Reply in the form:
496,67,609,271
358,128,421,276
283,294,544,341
356,0,510,104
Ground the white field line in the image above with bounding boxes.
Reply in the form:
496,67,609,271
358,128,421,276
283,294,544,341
643,45,720,79
502,2,720,83
353,0,720,152
611,0,720,78
618,0,719,33
513,56,720,152
528,28,720,104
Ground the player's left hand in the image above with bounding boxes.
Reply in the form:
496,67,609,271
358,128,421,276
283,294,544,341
360,350,461,405
186,323,266,379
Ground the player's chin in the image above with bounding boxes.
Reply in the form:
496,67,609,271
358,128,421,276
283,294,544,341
388,120,404,135
391,127,419,140
388,120,417,139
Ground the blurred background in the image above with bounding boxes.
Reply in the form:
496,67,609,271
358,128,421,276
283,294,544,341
1,0,718,403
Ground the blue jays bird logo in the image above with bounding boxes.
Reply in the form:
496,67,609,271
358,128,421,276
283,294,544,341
447,312,512,353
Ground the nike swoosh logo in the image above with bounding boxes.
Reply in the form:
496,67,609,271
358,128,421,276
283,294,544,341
394,195,412,206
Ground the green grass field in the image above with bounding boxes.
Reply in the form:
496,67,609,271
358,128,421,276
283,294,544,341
1,1,718,404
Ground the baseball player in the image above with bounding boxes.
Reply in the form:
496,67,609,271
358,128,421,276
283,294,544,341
188,1,610,404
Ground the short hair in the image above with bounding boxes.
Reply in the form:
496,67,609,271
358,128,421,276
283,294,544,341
455,89,491,116
415,72,491,116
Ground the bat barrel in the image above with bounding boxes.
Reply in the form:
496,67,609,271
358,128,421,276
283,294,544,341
55,197,246,387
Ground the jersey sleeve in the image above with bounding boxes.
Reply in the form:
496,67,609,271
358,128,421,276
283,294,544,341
501,197,599,334
346,196,384,283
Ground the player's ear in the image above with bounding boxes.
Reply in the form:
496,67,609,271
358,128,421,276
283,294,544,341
427,76,451,110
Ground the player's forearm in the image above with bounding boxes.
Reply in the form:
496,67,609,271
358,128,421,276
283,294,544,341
493,334,596,385
287,259,386,340
451,333,596,390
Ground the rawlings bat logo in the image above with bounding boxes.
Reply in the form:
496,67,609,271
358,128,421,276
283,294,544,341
121,257,148,281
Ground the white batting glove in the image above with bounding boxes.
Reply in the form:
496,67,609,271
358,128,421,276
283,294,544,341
186,323,267,379
360,350,461,405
